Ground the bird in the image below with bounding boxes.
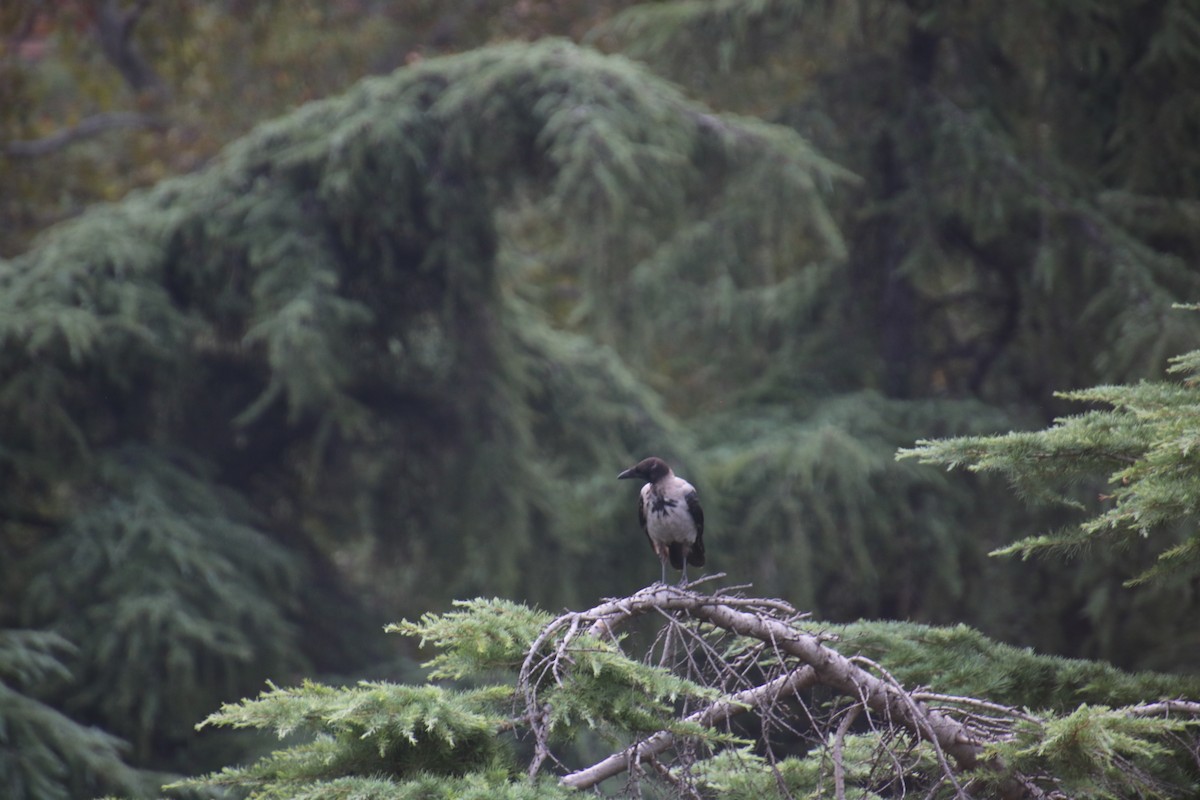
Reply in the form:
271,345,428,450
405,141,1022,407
617,456,705,584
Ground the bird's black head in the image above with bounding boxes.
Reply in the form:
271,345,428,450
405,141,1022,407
617,456,672,483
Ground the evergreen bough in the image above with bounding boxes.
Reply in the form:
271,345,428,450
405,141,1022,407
184,588,1200,799
902,307,1200,586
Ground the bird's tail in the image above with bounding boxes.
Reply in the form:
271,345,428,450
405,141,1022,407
669,541,705,569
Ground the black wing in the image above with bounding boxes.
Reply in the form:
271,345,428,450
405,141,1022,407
684,490,705,566
638,493,654,553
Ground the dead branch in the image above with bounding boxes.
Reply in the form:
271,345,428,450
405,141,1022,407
574,584,987,766
912,691,1040,725
832,703,861,800
851,654,971,798
561,664,817,789
521,584,1095,799
4,112,168,158
646,755,704,800
94,0,168,98
1127,700,1200,718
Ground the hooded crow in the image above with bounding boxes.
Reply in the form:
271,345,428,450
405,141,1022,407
617,456,705,584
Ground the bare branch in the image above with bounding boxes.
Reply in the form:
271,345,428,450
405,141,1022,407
832,703,861,800
522,584,1153,799
1127,700,1200,718
576,584,988,768
646,754,704,800
852,655,970,798
562,664,817,789
4,112,167,158
94,0,168,98
912,691,1040,725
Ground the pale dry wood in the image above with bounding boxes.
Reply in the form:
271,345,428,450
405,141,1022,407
561,664,817,789
572,585,987,767
526,584,1078,799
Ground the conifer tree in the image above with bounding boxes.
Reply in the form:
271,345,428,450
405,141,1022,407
0,37,842,793
186,318,1200,796
0,631,156,800
903,306,1200,589
184,587,1200,799
589,0,1200,664
4,1,1200,794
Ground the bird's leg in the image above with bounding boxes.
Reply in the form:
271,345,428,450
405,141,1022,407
660,558,667,585
679,562,688,585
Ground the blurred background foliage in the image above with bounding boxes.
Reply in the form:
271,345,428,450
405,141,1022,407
2,0,1200,795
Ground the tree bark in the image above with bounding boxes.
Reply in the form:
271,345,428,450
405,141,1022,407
94,0,169,99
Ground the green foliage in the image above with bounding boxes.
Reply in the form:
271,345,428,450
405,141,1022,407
541,635,719,739
831,620,1200,710
902,329,1200,585
185,597,724,797
702,392,1017,616
827,627,1200,797
0,630,154,800
599,0,1200,398
579,0,1200,676
7,1,1200,793
3,36,840,782
395,598,718,741
186,597,1200,799
2,1,560,256
17,446,302,760
390,598,553,680
0,631,72,688
693,735,930,800
4,24,844,688
1000,706,1197,799
199,680,511,779
196,771,571,800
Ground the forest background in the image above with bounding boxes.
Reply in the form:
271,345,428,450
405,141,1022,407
2,1,1200,797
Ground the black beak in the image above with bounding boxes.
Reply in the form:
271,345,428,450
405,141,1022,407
617,467,640,480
